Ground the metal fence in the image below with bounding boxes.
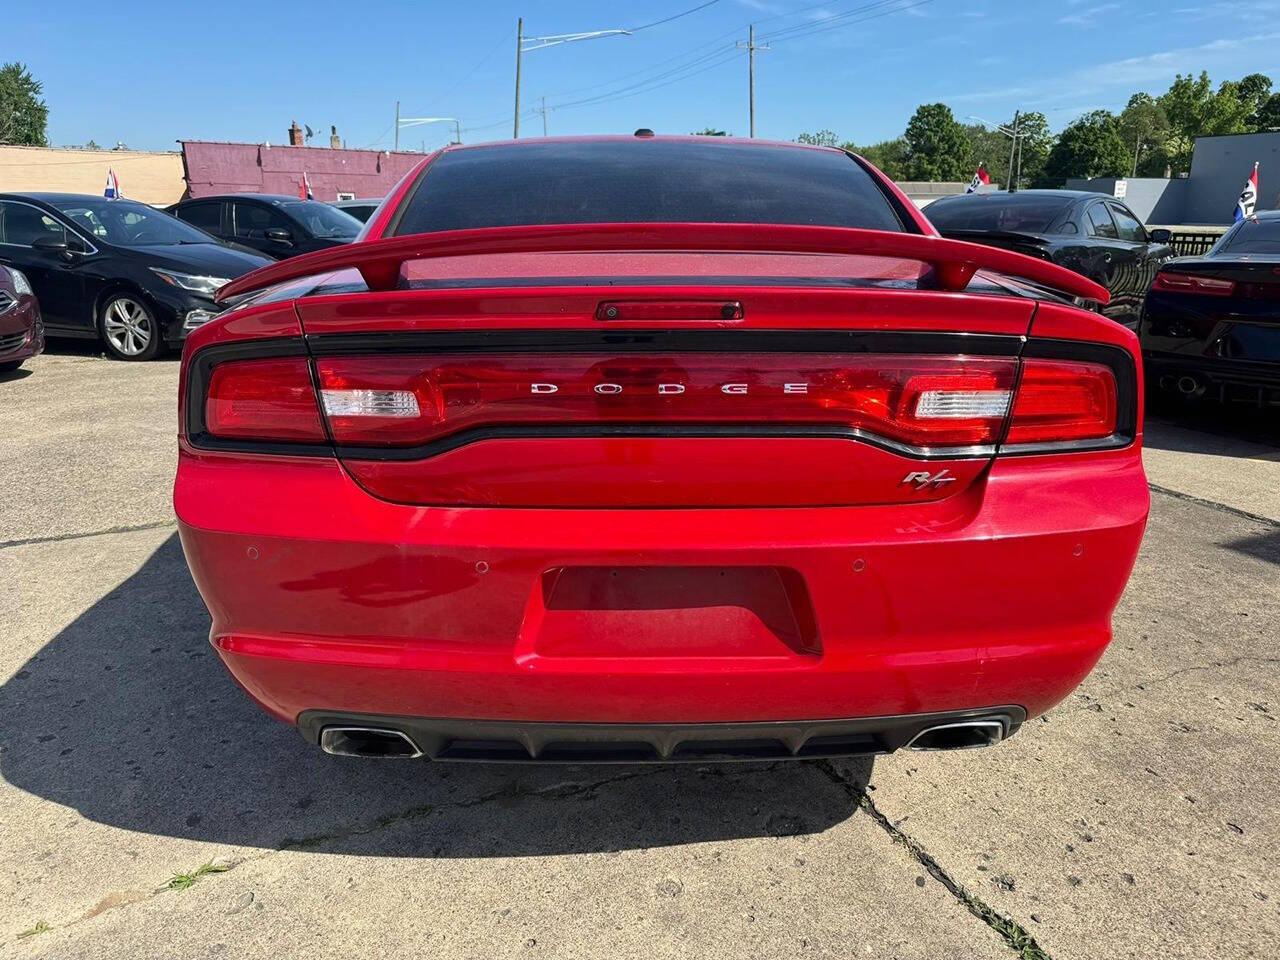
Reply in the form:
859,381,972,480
1165,231,1222,256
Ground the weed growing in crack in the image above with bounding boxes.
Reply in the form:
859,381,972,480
166,860,231,891
17,920,51,939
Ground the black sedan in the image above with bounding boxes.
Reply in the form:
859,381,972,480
1141,212,1280,404
925,190,1176,329
168,194,361,260
0,194,269,360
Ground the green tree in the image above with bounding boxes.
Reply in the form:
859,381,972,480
795,129,840,147
1118,93,1171,176
1043,110,1130,179
1240,73,1273,129
1012,111,1051,185
903,103,972,181
1159,72,1252,173
691,127,728,136
1255,93,1280,131
962,123,1009,187
851,138,908,180
0,62,48,146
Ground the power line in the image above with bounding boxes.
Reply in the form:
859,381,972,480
545,48,744,114
629,0,720,32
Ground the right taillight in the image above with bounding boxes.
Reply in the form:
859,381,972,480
1151,271,1236,296
205,357,327,442
1005,359,1117,444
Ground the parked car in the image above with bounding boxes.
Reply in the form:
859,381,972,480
925,190,1176,329
169,194,361,260
0,263,42,373
177,137,1148,762
0,194,270,361
1140,210,1280,404
330,198,381,223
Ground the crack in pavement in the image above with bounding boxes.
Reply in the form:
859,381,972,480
1148,484,1279,529
1145,654,1280,687
0,520,176,550
1,765,689,946
814,759,1052,960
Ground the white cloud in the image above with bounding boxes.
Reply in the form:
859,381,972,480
1057,3,1120,25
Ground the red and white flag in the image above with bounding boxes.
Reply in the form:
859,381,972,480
966,163,991,194
1234,161,1258,221
299,171,314,200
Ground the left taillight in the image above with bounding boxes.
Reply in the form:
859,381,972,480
1151,271,1236,296
204,357,328,442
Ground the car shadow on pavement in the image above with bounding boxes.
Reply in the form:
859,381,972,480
1144,396,1280,454
0,534,867,858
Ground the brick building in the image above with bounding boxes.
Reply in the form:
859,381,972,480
180,123,425,201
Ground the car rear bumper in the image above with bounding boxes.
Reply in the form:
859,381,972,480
176,446,1148,731
1143,351,1280,394
296,706,1027,761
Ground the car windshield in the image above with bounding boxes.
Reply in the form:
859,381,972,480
1219,218,1280,254
391,140,905,235
283,201,362,239
926,195,1075,234
47,197,214,246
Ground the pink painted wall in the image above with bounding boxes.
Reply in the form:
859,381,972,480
180,141,424,200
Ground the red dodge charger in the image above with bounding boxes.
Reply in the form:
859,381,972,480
176,136,1148,761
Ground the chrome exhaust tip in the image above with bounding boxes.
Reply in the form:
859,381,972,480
905,719,1007,752
319,726,423,758
1177,375,1205,397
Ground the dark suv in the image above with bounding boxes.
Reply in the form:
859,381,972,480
168,194,361,260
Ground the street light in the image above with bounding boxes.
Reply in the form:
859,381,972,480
397,115,462,149
969,113,1027,192
514,17,630,138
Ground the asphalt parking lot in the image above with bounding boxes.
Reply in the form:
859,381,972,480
2,349,1278,960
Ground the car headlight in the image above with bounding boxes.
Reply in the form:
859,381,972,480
149,268,230,297
183,309,220,331
6,266,33,297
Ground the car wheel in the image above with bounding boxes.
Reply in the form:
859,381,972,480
100,294,163,361
0,359,23,373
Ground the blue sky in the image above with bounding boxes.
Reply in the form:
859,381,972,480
16,0,1280,152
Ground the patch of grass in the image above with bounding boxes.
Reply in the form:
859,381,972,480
17,920,51,939
166,860,231,891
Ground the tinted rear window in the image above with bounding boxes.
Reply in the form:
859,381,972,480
1220,218,1280,254
392,140,905,235
927,195,1075,234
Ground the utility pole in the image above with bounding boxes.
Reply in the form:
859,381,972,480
1006,110,1019,192
513,17,524,139
541,96,548,136
455,119,462,145
394,100,400,151
737,25,769,138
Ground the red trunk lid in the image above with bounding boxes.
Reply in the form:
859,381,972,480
295,260,1036,508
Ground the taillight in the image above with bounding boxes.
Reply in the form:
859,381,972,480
1152,271,1236,296
315,354,1021,450
205,358,327,442
1005,360,1116,444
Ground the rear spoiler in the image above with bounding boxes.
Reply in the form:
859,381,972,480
215,222,1110,305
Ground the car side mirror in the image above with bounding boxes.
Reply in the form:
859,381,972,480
265,227,294,245
32,235,69,256
1148,228,1172,243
